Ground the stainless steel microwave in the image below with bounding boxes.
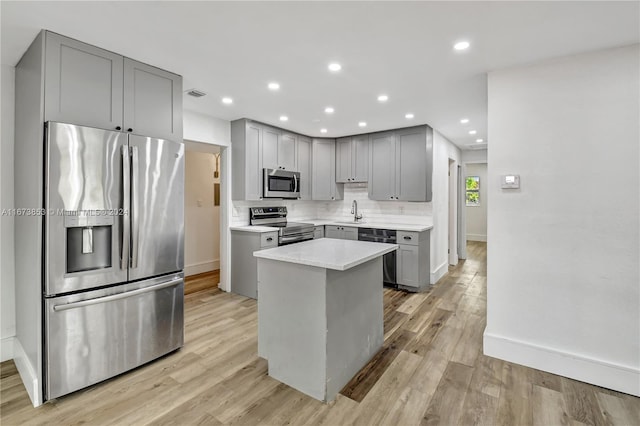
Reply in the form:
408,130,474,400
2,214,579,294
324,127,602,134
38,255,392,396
263,168,300,199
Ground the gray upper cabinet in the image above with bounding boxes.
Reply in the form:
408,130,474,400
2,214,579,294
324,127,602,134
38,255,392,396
336,136,369,183
296,135,312,200
279,133,297,171
123,58,182,142
369,131,396,200
232,119,263,200
44,32,123,131
369,126,433,202
262,126,280,170
336,137,352,183
312,139,343,201
43,32,182,142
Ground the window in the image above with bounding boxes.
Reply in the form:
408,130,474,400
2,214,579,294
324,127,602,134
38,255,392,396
466,176,480,206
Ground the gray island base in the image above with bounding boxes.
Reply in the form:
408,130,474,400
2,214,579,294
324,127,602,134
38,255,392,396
254,239,398,402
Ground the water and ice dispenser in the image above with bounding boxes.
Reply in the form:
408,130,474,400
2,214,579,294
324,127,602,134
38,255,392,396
64,215,114,273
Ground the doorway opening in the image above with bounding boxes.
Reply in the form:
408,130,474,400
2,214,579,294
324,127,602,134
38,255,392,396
448,158,459,266
183,140,223,294
464,163,488,245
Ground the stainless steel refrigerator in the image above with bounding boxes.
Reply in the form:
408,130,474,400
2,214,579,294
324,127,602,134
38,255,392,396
43,122,185,400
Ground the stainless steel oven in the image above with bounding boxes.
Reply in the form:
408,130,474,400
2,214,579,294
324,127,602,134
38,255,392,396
263,168,300,199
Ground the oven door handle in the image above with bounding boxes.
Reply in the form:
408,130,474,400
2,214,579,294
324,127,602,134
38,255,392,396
280,232,314,244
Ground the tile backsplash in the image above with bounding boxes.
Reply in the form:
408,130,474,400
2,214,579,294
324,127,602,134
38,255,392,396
231,184,432,226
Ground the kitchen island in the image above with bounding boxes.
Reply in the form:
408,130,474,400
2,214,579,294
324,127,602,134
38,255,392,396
254,238,397,402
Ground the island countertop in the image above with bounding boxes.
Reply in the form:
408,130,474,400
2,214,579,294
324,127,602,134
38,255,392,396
254,238,397,271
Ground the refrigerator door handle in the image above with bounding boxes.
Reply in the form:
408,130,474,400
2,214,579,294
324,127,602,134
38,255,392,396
121,145,130,270
52,277,183,312
130,146,139,269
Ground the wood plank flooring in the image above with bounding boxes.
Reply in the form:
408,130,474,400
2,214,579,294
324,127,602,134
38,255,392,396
2,241,639,425
185,270,220,295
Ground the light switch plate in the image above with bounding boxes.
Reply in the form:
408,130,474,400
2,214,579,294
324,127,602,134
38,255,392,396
501,174,520,189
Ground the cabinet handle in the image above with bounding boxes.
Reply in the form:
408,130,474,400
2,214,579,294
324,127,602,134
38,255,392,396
396,197,399,199
266,237,273,242
116,126,122,131
404,236,412,240
390,196,394,199
127,128,133,132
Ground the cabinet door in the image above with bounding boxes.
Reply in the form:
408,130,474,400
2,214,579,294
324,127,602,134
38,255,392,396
313,226,325,239
397,244,420,287
335,137,352,183
343,227,358,241
262,126,280,170
312,139,337,200
352,135,369,182
246,122,263,200
369,132,396,200
325,225,342,239
123,58,182,142
279,133,297,171
44,32,123,131
296,136,312,200
396,127,428,201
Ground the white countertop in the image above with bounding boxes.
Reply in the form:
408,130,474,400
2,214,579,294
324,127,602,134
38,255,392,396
230,225,278,233
254,238,398,271
231,219,432,233
305,219,433,232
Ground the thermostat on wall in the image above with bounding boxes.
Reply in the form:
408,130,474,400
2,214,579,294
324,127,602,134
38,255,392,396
501,174,520,189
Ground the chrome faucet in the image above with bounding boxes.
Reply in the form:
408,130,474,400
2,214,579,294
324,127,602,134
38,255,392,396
351,200,363,222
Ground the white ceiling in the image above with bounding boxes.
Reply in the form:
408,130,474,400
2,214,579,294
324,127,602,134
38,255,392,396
2,1,638,149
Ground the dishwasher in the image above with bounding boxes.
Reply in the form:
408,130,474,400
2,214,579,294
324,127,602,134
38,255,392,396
358,228,397,286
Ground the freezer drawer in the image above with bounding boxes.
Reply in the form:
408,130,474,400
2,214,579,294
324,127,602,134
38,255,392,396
44,273,184,400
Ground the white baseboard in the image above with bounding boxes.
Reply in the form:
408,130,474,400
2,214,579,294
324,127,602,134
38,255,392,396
484,331,640,397
185,259,220,277
13,338,42,406
466,233,487,242
430,261,448,284
1,336,14,362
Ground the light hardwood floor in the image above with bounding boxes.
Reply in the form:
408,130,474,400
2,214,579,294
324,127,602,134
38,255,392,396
1,242,639,425
185,270,220,295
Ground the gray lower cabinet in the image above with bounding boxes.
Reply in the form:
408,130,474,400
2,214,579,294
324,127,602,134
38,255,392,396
44,31,123,131
396,230,430,291
369,126,433,202
313,226,324,239
123,58,182,142
312,139,343,200
296,136,312,200
325,225,357,240
43,31,182,142
231,230,278,299
336,136,369,183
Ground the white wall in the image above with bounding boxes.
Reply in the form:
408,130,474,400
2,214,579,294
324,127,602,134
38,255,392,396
465,163,487,242
431,130,461,283
184,150,220,276
462,149,487,163
1,64,16,362
184,109,230,147
484,45,640,396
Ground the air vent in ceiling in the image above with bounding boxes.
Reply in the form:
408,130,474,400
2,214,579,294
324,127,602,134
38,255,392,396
186,89,206,98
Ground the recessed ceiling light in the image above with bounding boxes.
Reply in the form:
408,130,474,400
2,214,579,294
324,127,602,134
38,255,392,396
268,82,280,90
280,115,288,122
454,41,470,51
460,118,469,124
377,94,389,102
476,138,484,143
469,130,477,135
328,63,342,72
221,97,233,104
405,113,414,119
320,128,328,134
324,107,334,114
358,122,367,127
